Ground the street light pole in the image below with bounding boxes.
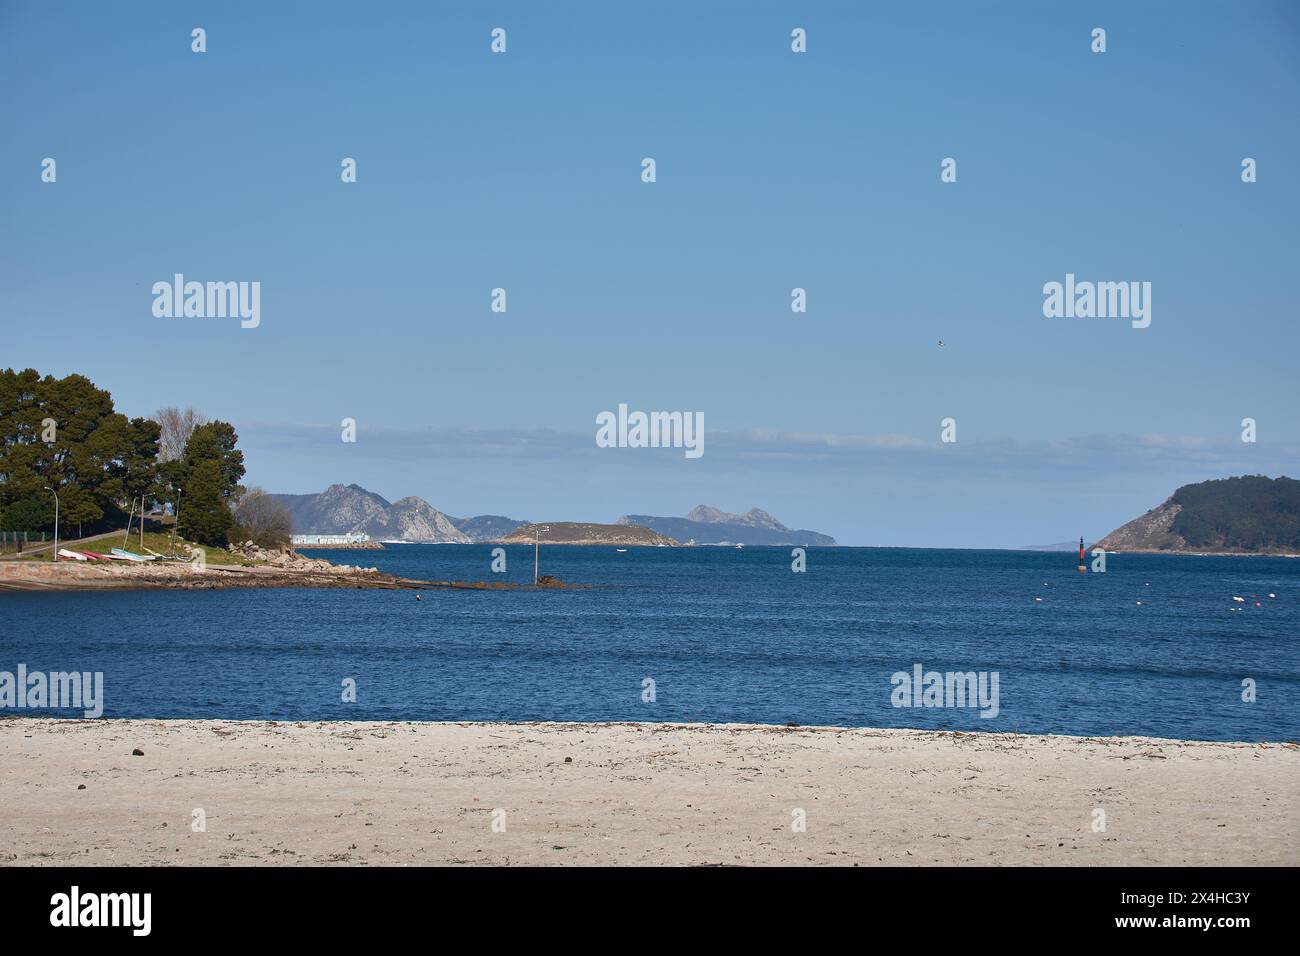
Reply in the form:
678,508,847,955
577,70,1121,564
533,524,550,585
44,486,59,561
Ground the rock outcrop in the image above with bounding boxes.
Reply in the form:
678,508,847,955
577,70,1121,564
228,540,379,572
385,497,471,543
1095,501,1185,552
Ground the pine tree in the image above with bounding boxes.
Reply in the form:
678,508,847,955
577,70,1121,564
174,420,245,547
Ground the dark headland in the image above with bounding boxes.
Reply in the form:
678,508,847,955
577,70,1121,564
1096,475,1300,556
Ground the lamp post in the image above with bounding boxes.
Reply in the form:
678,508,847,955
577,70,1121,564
44,486,59,562
534,524,550,585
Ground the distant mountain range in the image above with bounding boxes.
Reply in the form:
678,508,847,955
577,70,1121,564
1096,475,1300,554
452,514,526,542
1020,541,1082,552
272,486,836,547
618,505,837,546
272,484,523,544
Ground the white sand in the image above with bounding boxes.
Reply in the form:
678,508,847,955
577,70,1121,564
1,718,1295,866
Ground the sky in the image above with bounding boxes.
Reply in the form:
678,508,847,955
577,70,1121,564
2,0,1297,547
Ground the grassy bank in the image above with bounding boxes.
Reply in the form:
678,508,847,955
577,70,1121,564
10,530,256,566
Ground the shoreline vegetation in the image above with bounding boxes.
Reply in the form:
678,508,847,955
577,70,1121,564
497,521,678,547
2,718,1295,866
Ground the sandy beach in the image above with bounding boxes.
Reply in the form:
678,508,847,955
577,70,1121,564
1,718,1295,866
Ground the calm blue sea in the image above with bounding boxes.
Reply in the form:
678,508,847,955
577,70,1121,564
1,546,1296,741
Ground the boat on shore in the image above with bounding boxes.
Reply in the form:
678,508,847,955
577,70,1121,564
110,548,154,562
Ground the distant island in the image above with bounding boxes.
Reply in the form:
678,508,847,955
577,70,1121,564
618,505,837,546
1096,475,1300,555
272,486,835,547
496,522,677,547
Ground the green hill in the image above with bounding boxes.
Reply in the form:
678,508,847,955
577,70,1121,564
1098,475,1300,554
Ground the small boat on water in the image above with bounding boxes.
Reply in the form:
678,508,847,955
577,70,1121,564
615,548,628,553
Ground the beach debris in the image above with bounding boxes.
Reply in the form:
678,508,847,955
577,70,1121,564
564,757,572,763
77,784,86,790
131,748,144,756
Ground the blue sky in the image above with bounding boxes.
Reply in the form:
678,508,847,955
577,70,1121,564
2,1,1297,546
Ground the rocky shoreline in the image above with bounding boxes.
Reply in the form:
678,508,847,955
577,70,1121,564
0,546,583,593
292,541,385,551
0,561,416,592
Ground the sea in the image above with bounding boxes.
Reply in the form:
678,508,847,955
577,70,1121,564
1,546,1296,741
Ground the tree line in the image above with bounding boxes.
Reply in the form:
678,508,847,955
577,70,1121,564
1170,475,1300,551
0,368,289,548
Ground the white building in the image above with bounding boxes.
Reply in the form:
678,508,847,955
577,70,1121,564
290,532,370,546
